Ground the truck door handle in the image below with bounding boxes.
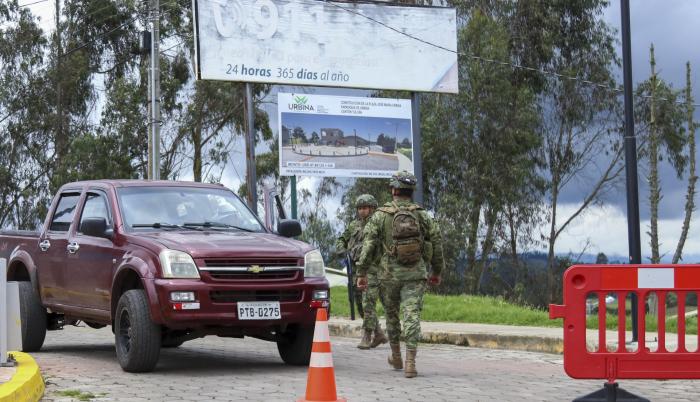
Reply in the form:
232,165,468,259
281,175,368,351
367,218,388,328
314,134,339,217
67,242,80,254
39,240,51,252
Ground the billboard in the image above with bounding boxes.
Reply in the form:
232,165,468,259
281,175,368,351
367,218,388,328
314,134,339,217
193,0,458,93
278,93,414,178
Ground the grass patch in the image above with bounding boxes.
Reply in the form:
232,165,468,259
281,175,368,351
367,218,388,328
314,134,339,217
330,286,557,327
587,313,699,334
331,286,699,334
55,390,99,401
398,148,412,160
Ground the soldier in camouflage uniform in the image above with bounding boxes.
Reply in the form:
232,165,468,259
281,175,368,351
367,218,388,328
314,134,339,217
335,194,388,350
355,171,444,378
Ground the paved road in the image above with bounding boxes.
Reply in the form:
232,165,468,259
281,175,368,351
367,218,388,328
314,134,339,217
36,326,698,401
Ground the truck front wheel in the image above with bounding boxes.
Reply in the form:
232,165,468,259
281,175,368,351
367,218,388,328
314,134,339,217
277,324,314,365
18,282,47,352
114,290,161,372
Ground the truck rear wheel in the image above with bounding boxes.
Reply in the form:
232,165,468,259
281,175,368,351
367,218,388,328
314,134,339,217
115,290,161,372
277,324,314,365
18,282,47,352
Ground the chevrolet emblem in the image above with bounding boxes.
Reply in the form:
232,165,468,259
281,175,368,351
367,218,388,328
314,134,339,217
248,265,264,273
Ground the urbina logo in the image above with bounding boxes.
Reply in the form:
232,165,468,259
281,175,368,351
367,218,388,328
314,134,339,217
289,95,314,111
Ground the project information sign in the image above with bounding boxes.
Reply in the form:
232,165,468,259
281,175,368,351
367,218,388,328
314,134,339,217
193,0,458,93
278,93,415,178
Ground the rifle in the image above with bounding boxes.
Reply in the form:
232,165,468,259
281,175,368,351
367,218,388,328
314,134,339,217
345,254,356,321
346,253,364,320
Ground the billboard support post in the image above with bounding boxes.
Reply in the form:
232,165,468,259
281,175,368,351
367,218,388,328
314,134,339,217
245,82,258,214
291,176,298,219
411,92,423,205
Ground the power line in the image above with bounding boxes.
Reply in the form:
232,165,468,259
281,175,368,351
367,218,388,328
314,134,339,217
59,1,181,60
18,0,49,7
319,0,700,108
61,15,139,58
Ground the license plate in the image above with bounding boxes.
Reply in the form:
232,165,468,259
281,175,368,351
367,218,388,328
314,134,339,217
237,302,281,320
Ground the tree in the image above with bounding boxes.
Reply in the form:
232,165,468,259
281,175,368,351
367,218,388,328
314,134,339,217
538,1,623,302
673,62,698,263
421,10,541,294
298,178,340,262
596,252,608,265
0,1,51,229
635,45,687,263
311,131,320,144
292,126,307,143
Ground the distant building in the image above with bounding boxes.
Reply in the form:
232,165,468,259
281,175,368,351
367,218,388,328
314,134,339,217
319,128,344,145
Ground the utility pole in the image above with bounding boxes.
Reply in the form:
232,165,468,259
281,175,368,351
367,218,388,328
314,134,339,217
54,0,65,170
620,0,641,342
148,0,161,180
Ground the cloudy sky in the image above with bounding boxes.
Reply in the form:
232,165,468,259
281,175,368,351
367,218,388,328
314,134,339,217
22,1,700,261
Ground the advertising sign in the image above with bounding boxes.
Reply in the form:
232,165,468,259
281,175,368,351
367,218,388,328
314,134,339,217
193,0,458,93
278,93,414,178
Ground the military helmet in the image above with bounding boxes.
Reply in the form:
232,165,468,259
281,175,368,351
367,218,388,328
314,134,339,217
355,194,378,208
390,170,417,189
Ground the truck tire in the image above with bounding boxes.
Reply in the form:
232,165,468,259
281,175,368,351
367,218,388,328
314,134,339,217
277,325,314,366
115,290,161,372
18,282,47,352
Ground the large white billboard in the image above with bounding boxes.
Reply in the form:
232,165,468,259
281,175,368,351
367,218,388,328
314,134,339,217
193,0,458,93
278,93,414,178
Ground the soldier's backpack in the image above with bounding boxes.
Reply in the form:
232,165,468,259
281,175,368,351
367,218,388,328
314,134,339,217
380,202,424,265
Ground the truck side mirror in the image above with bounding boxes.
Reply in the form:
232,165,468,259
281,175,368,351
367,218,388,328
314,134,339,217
80,217,112,239
277,219,302,238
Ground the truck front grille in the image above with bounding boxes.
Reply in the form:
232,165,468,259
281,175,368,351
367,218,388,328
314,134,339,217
209,290,302,303
204,258,300,267
207,270,301,281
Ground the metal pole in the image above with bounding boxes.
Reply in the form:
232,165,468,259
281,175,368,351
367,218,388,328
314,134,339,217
149,0,161,180
0,259,7,365
245,82,258,214
621,0,641,342
291,176,298,219
411,92,424,205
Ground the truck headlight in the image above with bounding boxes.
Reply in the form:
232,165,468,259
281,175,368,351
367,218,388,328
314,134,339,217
304,250,325,278
159,250,200,279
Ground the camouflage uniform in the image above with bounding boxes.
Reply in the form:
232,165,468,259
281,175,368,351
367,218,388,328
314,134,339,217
356,171,445,377
336,195,387,349
335,218,367,318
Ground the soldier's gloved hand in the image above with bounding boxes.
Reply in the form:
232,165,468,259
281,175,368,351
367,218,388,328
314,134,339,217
356,276,368,290
428,274,441,286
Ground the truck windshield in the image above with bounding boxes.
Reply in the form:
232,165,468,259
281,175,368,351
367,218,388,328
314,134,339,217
117,186,264,233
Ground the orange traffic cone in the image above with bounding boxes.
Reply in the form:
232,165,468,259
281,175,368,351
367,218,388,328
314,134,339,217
298,308,346,402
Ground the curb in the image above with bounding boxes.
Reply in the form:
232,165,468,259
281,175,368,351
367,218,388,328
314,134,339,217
0,352,45,402
328,322,564,355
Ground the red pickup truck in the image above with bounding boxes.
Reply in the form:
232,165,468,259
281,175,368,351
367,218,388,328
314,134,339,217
0,180,329,372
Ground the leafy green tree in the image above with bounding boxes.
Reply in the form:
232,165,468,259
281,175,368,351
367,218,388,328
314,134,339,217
421,10,540,294
0,1,51,228
596,252,608,265
536,1,622,302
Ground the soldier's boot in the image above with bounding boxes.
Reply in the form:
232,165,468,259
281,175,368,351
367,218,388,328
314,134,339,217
357,329,373,349
404,347,417,378
388,343,403,370
370,326,388,348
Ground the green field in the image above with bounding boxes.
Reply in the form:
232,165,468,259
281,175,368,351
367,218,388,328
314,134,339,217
330,286,558,327
331,287,699,334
